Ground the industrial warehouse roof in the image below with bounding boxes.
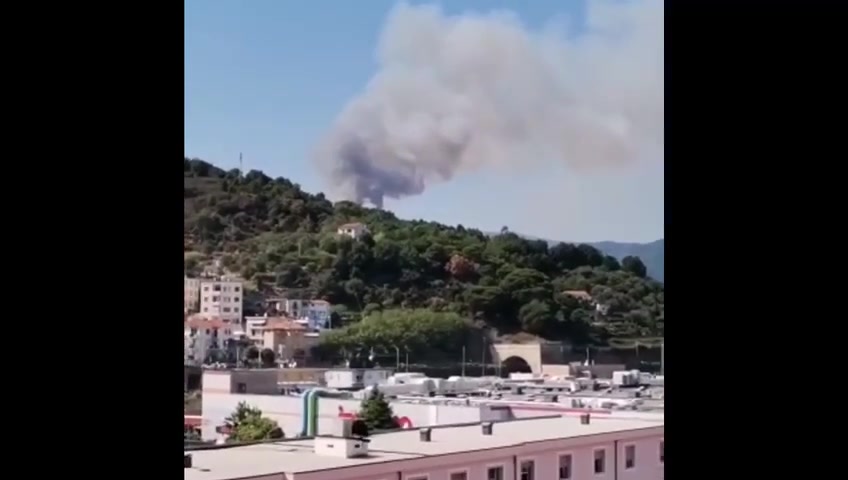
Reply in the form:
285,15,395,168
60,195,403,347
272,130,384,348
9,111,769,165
184,414,663,480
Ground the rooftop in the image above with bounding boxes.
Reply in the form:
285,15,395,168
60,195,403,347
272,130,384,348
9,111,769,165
184,415,662,480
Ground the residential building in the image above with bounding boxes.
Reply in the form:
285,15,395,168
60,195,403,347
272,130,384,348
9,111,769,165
184,414,664,480
265,298,332,330
337,222,369,239
184,276,200,313
184,317,245,362
199,279,243,322
243,316,320,361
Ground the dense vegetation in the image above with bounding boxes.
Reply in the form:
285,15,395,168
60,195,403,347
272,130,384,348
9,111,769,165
184,158,664,345
358,387,399,431
224,402,284,442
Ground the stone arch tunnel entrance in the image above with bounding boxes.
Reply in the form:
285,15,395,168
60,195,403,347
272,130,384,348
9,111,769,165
501,356,532,375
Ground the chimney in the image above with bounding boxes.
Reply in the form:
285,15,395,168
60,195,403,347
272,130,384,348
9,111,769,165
419,428,432,442
481,422,493,435
184,454,193,469
580,413,591,425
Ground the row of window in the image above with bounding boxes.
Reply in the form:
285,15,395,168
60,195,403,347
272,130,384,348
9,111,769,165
524,441,664,480
408,441,664,480
202,285,240,292
202,296,240,303
201,306,240,313
189,328,237,335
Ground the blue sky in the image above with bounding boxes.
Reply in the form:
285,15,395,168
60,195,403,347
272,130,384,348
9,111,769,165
185,0,664,243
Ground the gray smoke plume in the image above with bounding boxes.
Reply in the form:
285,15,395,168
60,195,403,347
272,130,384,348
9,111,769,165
314,1,664,208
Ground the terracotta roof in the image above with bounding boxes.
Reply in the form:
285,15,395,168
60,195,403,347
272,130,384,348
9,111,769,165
261,317,307,332
562,290,594,301
338,222,366,229
185,317,230,329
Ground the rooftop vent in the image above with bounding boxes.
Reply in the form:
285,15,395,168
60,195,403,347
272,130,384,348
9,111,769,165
184,454,193,469
419,428,432,442
580,413,591,425
481,422,494,435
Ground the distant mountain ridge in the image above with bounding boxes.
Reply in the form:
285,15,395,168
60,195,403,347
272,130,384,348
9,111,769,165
588,239,664,282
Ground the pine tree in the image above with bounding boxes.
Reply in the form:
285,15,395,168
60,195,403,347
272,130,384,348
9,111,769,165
359,387,398,431
225,402,284,443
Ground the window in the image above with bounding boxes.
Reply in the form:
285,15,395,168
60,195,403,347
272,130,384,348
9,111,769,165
203,286,209,291
487,466,504,480
558,454,572,479
205,329,210,335
594,449,606,474
212,296,220,302
660,440,664,463
236,382,247,393
190,328,197,335
406,477,427,480
203,297,208,302
234,307,240,312
625,445,636,469
223,307,231,313
234,296,240,302
449,473,467,480
234,286,240,292
520,460,534,480
203,307,208,312
213,285,221,291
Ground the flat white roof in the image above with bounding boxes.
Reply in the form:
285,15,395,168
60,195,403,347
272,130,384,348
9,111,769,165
185,443,420,480
184,415,663,480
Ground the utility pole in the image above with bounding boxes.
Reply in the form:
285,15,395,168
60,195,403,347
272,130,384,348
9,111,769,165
461,346,466,377
660,340,664,375
481,339,487,376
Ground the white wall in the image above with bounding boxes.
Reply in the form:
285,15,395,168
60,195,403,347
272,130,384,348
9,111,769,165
200,393,664,441
201,393,485,440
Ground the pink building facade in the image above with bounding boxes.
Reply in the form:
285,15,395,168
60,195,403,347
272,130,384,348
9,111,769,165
299,432,663,480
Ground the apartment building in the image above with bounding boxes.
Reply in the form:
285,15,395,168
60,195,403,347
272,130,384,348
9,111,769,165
184,276,200,313
243,316,319,361
265,298,332,329
184,317,244,362
199,279,243,322
184,414,664,480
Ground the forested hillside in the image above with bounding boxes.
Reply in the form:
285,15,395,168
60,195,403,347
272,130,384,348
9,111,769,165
184,158,664,345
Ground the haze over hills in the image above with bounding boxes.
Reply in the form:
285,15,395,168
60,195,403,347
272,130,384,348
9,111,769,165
589,240,663,282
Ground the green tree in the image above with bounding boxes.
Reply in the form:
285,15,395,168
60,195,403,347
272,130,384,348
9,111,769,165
518,299,555,335
245,346,260,363
260,348,276,367
225,402,284,442
622,256,648,278
359,387,398,430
